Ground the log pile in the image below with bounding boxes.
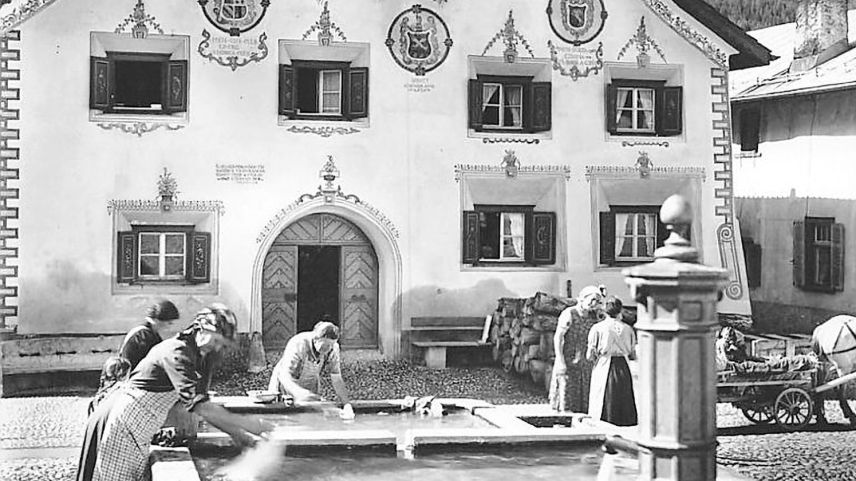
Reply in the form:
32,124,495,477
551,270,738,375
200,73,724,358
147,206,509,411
490,292,576,393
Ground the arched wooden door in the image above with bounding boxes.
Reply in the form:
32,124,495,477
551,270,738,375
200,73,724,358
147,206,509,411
261,214,378,350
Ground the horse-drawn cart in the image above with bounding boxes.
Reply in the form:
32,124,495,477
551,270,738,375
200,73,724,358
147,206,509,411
717,366,856,431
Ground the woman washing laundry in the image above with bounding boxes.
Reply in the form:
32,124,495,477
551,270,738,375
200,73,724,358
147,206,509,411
586,296,637,426
77,304,273,481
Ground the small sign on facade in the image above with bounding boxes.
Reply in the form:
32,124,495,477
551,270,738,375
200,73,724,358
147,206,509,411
548,41,604,80
198,30,269,71
216,163,266,184
404,77,436,93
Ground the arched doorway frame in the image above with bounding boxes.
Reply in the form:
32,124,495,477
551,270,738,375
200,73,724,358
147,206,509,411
251,197,402,357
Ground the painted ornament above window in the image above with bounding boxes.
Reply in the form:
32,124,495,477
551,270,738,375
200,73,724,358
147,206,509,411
198,0,269,36
385,5,453,76
547,0,608,46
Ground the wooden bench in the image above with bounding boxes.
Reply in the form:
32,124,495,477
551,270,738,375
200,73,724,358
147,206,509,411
405,316,491,369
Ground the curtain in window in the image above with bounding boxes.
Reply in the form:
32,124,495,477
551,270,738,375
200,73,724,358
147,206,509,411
505,86,522,127
637,214,654,257
616,213,634,258
638,89,654,130
616,89,631,127
503,213,525,258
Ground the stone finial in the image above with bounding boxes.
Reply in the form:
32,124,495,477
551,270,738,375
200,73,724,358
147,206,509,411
654,194,697,262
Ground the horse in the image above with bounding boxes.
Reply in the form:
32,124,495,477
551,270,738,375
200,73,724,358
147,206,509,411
811,315,856,422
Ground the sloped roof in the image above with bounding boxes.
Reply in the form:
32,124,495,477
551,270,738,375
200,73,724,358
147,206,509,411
731,9,856,101
673,0,773,70
0,0,772,70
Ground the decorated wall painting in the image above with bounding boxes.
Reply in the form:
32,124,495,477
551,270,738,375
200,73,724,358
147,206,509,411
546,0,607,80
386,5,453,81
197,0,269,71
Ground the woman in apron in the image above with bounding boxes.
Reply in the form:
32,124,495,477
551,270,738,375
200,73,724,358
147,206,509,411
549,285,604,413
77,304,272,481
586,296,638,426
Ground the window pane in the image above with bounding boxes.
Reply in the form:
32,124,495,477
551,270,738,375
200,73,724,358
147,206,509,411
165,234,185,254
504,106,522,127
140,234,159,254
503,213,525,235
321,93,340,113
482,105,500,126
139,255,159,275
321,71,340,92
503,237,523,259
637,89,654,109
483,84,500,106
165,257,185,276
638,110,654,130
617,110,633,129
618,237,633,257
479,212,500,259
618,88,633,108
505,85,523,107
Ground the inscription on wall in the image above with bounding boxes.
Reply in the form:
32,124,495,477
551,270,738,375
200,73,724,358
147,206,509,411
404,77,435,93
216,164,266,184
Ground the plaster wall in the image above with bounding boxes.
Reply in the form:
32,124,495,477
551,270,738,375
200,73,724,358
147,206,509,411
12,0,745,347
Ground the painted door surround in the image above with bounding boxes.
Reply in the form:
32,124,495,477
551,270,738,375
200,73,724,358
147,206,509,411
250,199,402,357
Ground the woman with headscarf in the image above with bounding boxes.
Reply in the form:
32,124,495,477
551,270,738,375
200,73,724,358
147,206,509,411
549,285,604,413
77,304,272,481
586,296,637,426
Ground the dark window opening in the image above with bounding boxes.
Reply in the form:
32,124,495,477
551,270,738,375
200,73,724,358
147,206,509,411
794,217,844,293
114,60,163,110
740,107,761,152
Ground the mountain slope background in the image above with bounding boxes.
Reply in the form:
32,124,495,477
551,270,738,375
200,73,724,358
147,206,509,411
708,0,856,31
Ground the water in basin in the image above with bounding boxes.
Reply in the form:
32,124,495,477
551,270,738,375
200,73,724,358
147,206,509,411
193,444,639,481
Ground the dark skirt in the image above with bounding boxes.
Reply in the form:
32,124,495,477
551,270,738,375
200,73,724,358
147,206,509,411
601,356,637,426
76,391,118,481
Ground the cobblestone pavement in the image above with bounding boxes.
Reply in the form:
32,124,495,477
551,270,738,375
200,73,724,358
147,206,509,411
2,362,856,480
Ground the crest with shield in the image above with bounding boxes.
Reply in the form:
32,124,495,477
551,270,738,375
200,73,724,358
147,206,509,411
407,30,432,60
547,0,607,46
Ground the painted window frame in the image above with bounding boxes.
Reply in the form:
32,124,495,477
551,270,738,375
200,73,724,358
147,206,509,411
462,205,556,267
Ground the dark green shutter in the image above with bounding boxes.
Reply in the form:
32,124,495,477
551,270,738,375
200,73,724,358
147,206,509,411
348,67,368,119
531,212,556,265
163,60,188,113
117,231,136,284
530,82,552,133
657,86,683,136
600,212,615,265
462,211,480,264
832,223,845,292
279,64,296,117
605,84,617,134
90,57,111,110
793,220,805,288
468,79,483,130
188,232,212,284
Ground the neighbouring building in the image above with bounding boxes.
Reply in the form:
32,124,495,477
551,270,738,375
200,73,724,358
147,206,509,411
731,0,856,333
0,0,768,383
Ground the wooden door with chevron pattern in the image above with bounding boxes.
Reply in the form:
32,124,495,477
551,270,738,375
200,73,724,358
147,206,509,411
261,245,298,351
262,214,378,350
340,245,378,348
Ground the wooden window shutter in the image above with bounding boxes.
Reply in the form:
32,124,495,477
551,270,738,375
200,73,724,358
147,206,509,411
740,107,761,152
605,83,617,134
657,86,683,136
117,231,136,284
468,79,483,130
600,211,615,265
188,231,212,284
348,67,369,119
462,211,480,264
163,60,188,113
279,64,296,117
529,82,552,133
831,223,845,291
90,57,112,110
793,220,805,287
530,212,556,265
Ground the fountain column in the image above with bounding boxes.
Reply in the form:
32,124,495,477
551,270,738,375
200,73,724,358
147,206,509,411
623,195,728,480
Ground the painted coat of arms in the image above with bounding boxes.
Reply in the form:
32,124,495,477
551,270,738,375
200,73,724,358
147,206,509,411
547,0,607,46
199,0,270,36
385,5,453,76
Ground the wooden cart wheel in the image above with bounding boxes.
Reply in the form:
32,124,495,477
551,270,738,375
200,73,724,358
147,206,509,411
774,387,813,431
740,404,774,424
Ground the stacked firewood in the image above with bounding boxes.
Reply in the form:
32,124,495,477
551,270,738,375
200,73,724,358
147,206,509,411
490,292,576,393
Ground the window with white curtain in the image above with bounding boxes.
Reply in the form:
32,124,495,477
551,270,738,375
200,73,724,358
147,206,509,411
615,212,657,261
615,87,655,133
